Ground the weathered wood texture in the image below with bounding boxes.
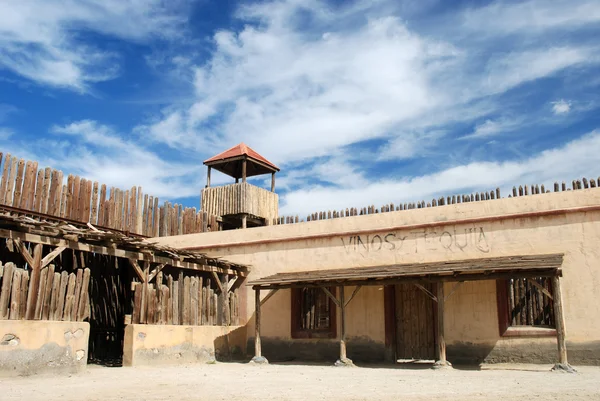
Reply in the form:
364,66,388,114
0,153,219,236
395,283,436,360
131,273,240,326
275,176,600,225
201,182,278,222
0,261,89,322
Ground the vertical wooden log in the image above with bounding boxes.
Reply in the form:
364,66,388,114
339,286,347,362
242,158,247,183
9,268,22,320
0,153,10,205
0,262,15,319
271,172,275,192
254,289,262,358
25,244,43,320
552,276,569,366
140,263,149,324
436,282,447,364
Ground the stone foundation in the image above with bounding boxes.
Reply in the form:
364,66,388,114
0,320,89,376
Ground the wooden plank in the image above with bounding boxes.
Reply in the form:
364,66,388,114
71,176,80,220
197,277,203,326
76,268,91,321
527,278,553,300
0,153,11,204
140,263,149,324
41,264,55,320
70,268,83,321
55,271,68,321
147,286,156,324
129,259,145,282
62,272,77,321
19,161,33,209
0,262,15,319
98,184,106,226
13,238,35,267
167,276,174,324
5,157,18,206
153,197,160,237
12,158,25,207
136,186,143,234
19,270,29,319
201,286,207,325
84,179,93,223
34,266,48,320
183,276,191,325
49,272,60,321
172,282,179,325
190,277,198,326
9,268,22,320
132,283,142,324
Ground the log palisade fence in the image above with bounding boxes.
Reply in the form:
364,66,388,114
131,273,240,326
274,176,600,225
0,153,219,236
0,261,90,323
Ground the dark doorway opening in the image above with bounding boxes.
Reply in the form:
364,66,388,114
395,283,436,361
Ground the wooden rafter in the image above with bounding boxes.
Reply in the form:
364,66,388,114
212,272,224,293
344,285,362,307
0,228,244,276
13,238,34,267
148,263,166,283
321,287,341,308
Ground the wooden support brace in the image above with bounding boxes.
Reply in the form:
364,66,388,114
148,263,167,283
13,239,35,267
41,246,67,268
228,276,245,292
415,283,438,302
527,278,553,300
444,281,464,302
344,285,362,307
321,287,341,308
212,272,224,293
129,259,145,282
552,276,568,366
259,289,279,307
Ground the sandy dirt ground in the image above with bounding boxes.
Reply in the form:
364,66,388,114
2,362,600,401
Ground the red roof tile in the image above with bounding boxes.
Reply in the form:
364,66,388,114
203,143,280,171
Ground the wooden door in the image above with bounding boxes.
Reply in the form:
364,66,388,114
395,283,435,360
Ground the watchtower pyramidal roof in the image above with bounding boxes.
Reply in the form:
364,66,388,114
203,142,279,179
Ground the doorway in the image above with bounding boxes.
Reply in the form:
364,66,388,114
395,283,436,361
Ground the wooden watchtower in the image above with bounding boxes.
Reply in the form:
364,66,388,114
201,143,280,229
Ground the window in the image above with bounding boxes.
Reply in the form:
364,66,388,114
496,278,556,336
291,287,337,339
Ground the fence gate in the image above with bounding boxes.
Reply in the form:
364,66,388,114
395,283,435,361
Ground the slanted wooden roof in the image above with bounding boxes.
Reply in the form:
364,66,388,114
249,254,563,289
204,143,280,178
0,212,249,277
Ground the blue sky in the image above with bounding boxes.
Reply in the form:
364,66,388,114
1,0,599,217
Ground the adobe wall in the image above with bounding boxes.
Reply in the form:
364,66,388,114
155,188,600,364
0,320,89,376
123,324,246,367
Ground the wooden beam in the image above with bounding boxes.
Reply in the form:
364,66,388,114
253,269,561,290
339,286,347,361
259,289,278,307
148,263,167,283
415,283,438,302
271,172,275,192
321,287,341,308
0,228,244,276
552,276,568,365
242,158,247,183
254,288,262,357
206,166,211,188
344,285,362,307
527,278,553,300
13,239,34,267
436,282,447,363
228,276,245,292
212,272,224,293
140,262,149,324
129,259,145,282
41,246,66,268
24,244,42,320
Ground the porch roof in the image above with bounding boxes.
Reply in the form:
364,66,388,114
249,254,563,289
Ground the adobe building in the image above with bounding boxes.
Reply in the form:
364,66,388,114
1,146,599,375
156,144,600,369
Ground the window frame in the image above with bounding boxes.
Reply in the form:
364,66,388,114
291,287,337,339
496,279,557,337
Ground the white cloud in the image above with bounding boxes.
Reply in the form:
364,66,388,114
552,100,572,115
0,0,192,91
280,129,600,216
460,0,600,35
461,117,523,140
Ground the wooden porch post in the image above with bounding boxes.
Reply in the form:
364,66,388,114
241,215,247,229
434,282,451,368
271,172,276,192
551,276,574,372
251,288,268,364
335,286,354,366
242,159,247,183
206,166,211,188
